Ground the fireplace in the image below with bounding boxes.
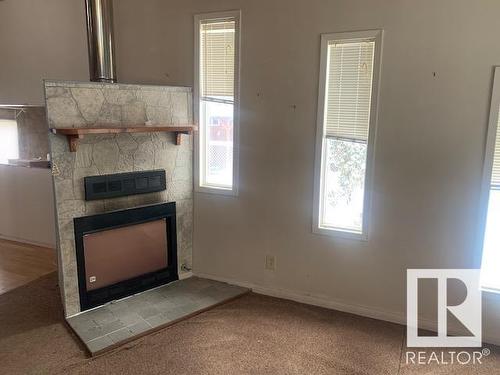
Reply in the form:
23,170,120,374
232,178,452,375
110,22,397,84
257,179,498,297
74,203,178,311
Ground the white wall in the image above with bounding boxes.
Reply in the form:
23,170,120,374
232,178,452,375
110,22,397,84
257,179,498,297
2,0,500,345
0,0,88,105
0,165,56,248
114,0,500,345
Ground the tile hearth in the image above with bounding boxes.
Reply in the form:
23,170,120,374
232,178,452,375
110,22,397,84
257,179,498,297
67,277,249,356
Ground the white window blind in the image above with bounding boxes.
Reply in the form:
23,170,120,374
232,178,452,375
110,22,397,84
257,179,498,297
480,67,500,291
196,12,240,194
492,108,500,186
200,20,235,100
325,40,375,142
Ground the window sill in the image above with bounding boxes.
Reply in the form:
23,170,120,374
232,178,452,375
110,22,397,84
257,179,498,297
312,225,368,241
195,185,238,197
481,287,500,297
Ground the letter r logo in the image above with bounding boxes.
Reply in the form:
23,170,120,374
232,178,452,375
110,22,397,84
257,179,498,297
407,269,482,347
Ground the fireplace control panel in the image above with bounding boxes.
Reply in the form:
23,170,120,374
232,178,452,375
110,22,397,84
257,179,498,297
84,170,166,201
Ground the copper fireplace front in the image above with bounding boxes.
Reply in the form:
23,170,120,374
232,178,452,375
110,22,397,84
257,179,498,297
83,219,168,291
74,202,178,311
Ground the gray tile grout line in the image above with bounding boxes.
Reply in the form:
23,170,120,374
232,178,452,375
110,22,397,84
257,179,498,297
86,316,152,344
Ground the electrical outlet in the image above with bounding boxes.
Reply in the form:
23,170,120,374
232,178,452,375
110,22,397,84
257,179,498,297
265,255,276,271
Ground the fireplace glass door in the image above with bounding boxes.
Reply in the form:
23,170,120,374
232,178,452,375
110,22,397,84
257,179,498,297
74,202,178,311
83,219,168,291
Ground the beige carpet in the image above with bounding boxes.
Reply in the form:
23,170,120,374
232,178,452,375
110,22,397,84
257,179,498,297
0,272,498,375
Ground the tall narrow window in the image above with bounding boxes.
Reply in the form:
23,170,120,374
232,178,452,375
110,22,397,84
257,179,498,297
480,67,500,291
313,30,382,239
0,119,19,164
195,11,240,194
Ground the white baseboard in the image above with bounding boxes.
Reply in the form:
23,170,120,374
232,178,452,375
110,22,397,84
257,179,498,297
0,233,55,249
194,271,405,323
194,271,500,347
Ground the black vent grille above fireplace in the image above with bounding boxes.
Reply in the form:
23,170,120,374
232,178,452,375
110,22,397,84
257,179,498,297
84,170,166,200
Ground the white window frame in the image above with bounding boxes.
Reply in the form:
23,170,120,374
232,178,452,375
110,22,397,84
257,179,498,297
194,10,241,196
477,66,500,293
312,30,383,240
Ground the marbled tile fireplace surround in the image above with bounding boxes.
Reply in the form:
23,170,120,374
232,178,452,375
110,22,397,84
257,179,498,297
45,80,249,355
45,80,195,317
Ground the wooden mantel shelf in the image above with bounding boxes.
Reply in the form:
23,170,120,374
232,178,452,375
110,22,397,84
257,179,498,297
50,125,197,152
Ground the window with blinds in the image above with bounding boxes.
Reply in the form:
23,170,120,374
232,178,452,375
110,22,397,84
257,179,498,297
325,41,375,142
196,13,240,194
480,68,500,291
313,31,382,239
491,111,500,187
200,20,235,101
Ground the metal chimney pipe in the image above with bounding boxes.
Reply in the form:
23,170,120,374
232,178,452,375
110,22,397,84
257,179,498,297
85,0,117,83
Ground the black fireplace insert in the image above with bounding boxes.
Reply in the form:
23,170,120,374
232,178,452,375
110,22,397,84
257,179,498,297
73,202,178,311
